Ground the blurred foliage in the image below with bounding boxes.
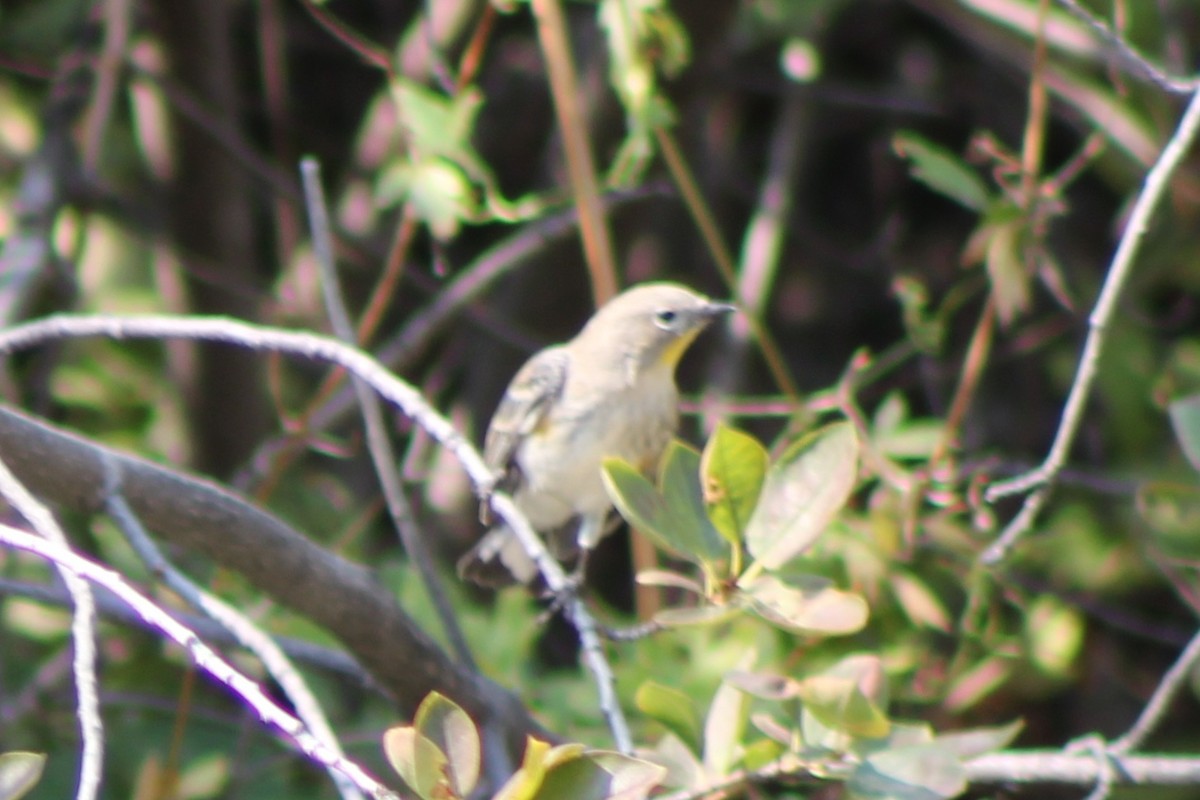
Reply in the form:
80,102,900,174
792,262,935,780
2,0,1200,797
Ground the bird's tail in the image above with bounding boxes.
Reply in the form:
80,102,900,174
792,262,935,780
456,526,538,587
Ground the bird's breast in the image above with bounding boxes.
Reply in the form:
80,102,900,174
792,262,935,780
514,376,678,526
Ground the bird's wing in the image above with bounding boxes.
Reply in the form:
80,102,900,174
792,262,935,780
482,345,569,501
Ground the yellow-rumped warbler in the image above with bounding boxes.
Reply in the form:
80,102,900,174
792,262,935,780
458,282,734,586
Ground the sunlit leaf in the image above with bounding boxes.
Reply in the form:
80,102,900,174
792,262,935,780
848,744,967,800
890,572,951,632
392,79,483,160
0,752,45,800
944,655,1012,713
635,682,701,754
1169,393,1200,473
535,751,666,800
704,657,754,775
381,726,449,799
740,574,868,635
652,604,740,629
798,655,890,739
650,733,703,791
893,131,989,212
493,738,555,800
744,422,859,570
377,159,475,239
1026,596,1083,677
413,691,480,797
750,712,794,746
724,670,801,701
959,0,1099,55
983,219,1031,327
701,423,768,546
934,720,1023,760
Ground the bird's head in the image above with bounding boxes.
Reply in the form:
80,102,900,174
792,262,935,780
577,283,735,384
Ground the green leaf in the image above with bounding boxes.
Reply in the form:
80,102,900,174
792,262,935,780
944,655,1012,713
744,422,860,570
1137,482,1200,559
635,682,701,754
1169,393,1200,473
413,691,480,798
724,670,801,701
890,572,951,632
535,751,666,800
740,574,868,635
652,604,740,629
382,692,481,799
494,738,563,800
659,441,728,564
933,720,1023,760
603,458,674,551
603,446,727,568
848,744,967,800
703,657,754,776
402,159,476,239
701,423,768,545
650,733,704,791
983,218,1032,327
1026,595,1083,677
393,79,483,161
892,276,945,353
0,752,45,800
870,392,943,460
893,131,990,212
798,655,890,739
382,726,450,799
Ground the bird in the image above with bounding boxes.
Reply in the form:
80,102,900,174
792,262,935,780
457,282,734,587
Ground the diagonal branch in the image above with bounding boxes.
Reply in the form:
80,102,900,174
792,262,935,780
0,402,543,764
983,86,1200,562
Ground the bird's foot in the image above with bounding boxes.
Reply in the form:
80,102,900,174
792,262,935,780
537,561,587,622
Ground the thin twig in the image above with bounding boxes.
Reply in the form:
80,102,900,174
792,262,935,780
297,0,392,72
530,0,619,304
0,577,378,686
1111,627,1200,754
657,748,1200,800
0,522,399,800
488,495,633,754
983,87,1200,562
931,297,996,465
1054,0,1198,94
654,126,801,400
102,464,363,800
81,0,134,172
300,158,478,671
0,453,103,800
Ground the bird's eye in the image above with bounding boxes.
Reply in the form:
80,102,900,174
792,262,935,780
654,309,678,328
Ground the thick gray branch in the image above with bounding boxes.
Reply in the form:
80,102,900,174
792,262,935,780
0,404,542,759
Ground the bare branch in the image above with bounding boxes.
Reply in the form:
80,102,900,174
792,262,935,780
983,86,1200,561
0,402,543,762
300,157,478,673
103,473,363,800
0,521,400,800
0,451,103,800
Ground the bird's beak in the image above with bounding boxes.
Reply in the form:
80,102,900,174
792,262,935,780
700,301,737,319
